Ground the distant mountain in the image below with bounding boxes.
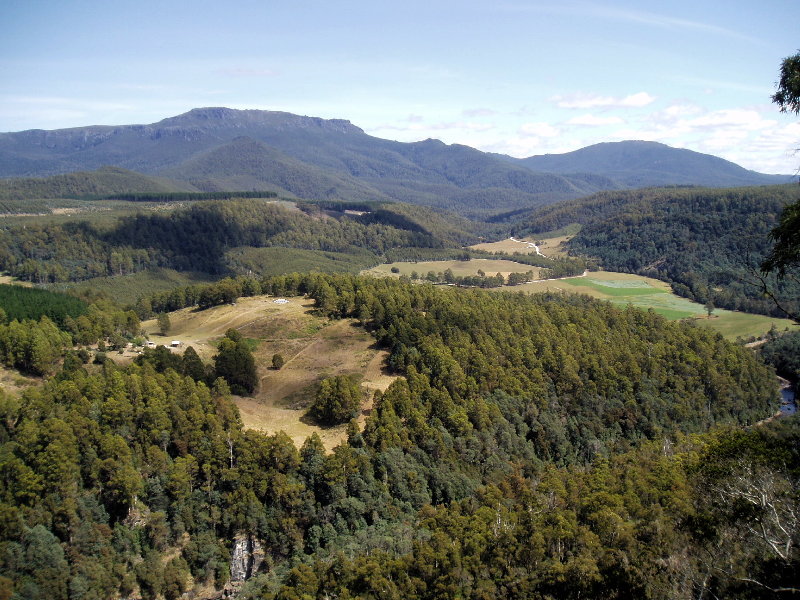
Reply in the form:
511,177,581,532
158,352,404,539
512,140,789,187
158,136,388,202
0,108,791,215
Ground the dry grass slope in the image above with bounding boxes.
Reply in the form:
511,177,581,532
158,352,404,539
143,295,398,450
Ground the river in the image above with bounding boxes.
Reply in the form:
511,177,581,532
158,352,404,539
780,383,796,417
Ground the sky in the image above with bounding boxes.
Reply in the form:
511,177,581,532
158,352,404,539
1,0,799,173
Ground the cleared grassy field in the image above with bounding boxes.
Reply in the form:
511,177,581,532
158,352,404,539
0,274,32,287
470,237,543,255
469,236,572,258
501,270,796,340
365,258,542,278
0,364,40,395
140,295,398,450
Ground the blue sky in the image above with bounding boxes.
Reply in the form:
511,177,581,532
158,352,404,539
1,0,798,173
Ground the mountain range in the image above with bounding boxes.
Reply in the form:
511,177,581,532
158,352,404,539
0,107,791,216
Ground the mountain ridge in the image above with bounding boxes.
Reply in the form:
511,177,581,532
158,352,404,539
0,107,791,215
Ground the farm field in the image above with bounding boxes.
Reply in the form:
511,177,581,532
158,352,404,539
506,270,797,340
365,258,543,279
140,295,398,450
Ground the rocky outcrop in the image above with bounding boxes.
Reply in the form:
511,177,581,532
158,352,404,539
230,533,265,583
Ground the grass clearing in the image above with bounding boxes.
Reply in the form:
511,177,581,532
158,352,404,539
0,364,40,395
0,274,32,287
140,295,398,450
470,237,543,255
469,235,572,258
365,258,543,279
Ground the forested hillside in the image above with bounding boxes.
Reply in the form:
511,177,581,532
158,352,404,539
0,199,478,283
0,166,194,205
515,184,800,317
0,197,590,289
0,274,793,600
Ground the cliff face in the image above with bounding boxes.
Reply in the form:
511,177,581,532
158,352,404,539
230,533,265,583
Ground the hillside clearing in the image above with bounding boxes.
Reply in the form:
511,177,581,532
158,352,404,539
142,295,398,450
469,235,572,258
364,258,543,279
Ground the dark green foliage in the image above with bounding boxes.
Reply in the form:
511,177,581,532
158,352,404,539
272,353,285,370
760,331,800,381
214,329,258,395
135,345,184,374
94,190,277,202
156,312,170,335
309,375,363,425
181,346,207,382
762,198,800,277
0,284,87,327
772,51,800,115
761,196,800,321
0,316,72,375
268,421,800,600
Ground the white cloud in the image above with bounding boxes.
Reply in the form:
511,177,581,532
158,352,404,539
519,122,560,137
462,108,498,117
368,119,495,135
552,92,655,109
685,109,775,131
566,114,624,126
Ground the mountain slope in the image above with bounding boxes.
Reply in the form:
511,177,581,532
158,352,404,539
158,136,389,201
514,140,790,187
0,109,791,215
0,165,195,201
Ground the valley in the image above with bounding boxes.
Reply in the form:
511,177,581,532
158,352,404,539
0,107,798,600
